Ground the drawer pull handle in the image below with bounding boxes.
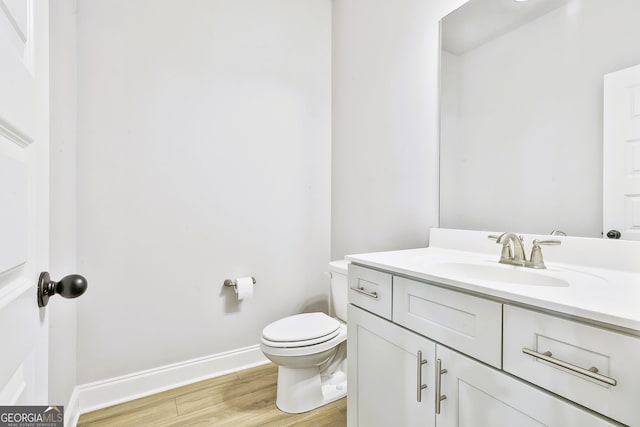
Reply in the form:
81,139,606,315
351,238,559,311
522,348,617,387
351,286,378,299
416,351,428,402
435,359,447,414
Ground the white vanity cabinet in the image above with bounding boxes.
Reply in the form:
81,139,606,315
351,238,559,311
347,265,623,427
436,344,616,427
503,305,640,426
347,304,435,427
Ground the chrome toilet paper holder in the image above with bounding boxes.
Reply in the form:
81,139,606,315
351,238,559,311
224,277,257,288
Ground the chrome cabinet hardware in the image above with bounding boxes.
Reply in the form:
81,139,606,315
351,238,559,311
522,347,617,387
416,351,428,402
351,286,378,299
435,359,448,414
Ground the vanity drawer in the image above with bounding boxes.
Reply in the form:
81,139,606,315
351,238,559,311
503,305,640,426
392,277,502,368
348,264,393,320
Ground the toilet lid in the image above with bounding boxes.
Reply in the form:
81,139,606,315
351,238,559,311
263,312,340,343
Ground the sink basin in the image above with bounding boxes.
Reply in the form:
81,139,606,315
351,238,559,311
425,261,570,287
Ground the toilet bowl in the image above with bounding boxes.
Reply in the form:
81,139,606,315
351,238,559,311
260,260,349,414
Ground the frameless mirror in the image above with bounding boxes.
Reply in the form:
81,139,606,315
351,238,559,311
439,0,640,237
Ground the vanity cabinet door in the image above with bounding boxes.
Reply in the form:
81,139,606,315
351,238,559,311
348,304,435,427
436,345,618,427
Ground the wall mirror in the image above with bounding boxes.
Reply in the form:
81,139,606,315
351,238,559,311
439,0,640,237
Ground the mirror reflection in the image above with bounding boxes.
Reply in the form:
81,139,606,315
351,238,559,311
439,0,640,237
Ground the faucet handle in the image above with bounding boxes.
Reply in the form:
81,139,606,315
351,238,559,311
527,239,561,269
533,239,561,247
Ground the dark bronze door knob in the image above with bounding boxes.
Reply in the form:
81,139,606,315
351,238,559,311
606,230,621,239
37,272,88,307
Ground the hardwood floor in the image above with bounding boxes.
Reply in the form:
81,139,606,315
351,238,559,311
77,363,347,427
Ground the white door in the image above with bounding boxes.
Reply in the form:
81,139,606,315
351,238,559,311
603,64,640,240
347,304,436,427
436,345,617,427
0,0,50,405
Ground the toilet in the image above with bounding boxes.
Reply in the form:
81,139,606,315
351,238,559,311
260,260,349,414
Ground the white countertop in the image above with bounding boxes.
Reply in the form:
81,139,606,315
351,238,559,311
345,229,640,333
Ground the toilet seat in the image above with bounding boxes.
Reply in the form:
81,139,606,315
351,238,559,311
262,329,340,348
262,312,340,348
261,323,347,358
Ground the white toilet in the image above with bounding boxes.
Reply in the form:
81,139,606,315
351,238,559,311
260,260,349,414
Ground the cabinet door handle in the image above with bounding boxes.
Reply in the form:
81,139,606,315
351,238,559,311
435,359,447,414
521,347,617,387
416,351,428,402
350,286,378,299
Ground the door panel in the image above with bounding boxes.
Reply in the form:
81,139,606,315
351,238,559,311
0,155,27,272
0,0,49,405
0,0,35,135
603,63,640,240
0,282,41,404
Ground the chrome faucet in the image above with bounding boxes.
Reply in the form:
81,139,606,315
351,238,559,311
489,233,561,269
494,232,527,266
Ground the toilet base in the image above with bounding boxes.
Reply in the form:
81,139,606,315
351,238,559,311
275,364,347,414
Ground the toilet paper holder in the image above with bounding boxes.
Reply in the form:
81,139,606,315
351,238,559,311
224,277,257,288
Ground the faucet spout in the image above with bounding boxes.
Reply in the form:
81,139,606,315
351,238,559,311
496,232,526,265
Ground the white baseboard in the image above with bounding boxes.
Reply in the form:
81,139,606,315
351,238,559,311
64,387,80,427
74,345,269,417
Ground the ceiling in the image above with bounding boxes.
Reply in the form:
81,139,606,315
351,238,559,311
441,0,572,55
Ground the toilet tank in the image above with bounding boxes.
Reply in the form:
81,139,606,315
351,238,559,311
328,260,350,322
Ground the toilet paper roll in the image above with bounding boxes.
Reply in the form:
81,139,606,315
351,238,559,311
234,276,254,300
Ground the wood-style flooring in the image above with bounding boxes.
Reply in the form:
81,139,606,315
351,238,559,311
77,363,347,427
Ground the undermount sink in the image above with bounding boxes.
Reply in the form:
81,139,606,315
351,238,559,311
425,261,570,287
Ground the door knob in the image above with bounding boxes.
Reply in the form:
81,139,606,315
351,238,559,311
606,229,621,239
37,272,88,307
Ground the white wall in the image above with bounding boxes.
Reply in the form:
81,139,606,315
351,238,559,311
76,0,331,383
48,0,78,407
440,0,640,237
331,0,457,259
